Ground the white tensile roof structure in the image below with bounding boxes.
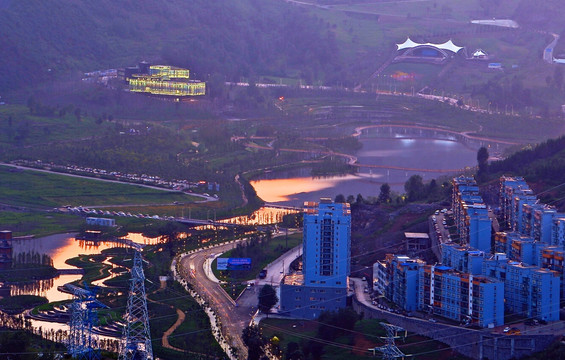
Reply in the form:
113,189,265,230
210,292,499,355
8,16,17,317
396,38,464,53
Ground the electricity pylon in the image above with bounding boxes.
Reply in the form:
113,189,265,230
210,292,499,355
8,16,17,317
119,250,153,360
67,284,107,360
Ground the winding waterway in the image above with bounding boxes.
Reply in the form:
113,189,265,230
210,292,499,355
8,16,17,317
11,233,160,302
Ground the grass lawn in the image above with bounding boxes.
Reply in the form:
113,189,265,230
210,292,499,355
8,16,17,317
0,165,200,209
0,211,84,237
0,105,115,147
212,232,302,283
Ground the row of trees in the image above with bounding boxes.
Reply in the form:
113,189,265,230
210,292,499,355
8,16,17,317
333,176,451,207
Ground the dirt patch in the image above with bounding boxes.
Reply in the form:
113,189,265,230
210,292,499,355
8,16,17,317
352,333,378,356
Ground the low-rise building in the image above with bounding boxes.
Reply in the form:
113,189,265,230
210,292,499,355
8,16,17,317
86,217,116,227
405,232,430,255
279,274,348,319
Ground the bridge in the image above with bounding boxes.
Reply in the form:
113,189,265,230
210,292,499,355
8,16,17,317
57,268,85,275
264,203,302,211
174,217,240,228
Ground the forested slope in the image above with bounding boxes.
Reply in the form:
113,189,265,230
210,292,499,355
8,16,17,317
0,0,344,92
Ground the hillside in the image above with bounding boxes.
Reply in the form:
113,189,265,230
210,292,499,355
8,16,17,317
0,0,344,93
489,135,565,210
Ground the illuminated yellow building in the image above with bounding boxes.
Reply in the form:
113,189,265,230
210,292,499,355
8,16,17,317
127,65,205,97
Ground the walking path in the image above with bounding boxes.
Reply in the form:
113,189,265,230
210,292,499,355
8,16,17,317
146,281,188,354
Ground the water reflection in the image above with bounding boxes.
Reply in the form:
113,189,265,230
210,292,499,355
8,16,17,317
10,233,160,302
250,177,356,203
250,131,489,205
220,207,297,225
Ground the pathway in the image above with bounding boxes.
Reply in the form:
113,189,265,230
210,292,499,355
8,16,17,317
146,281,189,354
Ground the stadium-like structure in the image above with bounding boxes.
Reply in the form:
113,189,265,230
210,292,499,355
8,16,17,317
394,38,465,64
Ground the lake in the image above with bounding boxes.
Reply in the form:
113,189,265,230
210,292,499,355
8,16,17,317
250,127,503,206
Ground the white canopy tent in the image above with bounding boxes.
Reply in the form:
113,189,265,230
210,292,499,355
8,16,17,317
396,38,464,53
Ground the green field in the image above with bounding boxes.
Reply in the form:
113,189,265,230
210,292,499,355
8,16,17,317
0,105,114,147
0,211,84,236
0,165,200,209
212,232,302,283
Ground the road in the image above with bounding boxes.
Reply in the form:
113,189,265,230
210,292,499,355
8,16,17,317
177,234,303,358
0,162,216,202
543,32,560,64
257,244,302,287
179,241,251,359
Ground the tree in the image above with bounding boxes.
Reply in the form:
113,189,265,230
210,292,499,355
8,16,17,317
346,195,355,204
378,183,391,204
334,194,346,203
242,324,265,360
356,193,364,205
286,342,305,360
554,66,563,90
258,284,278,315
404,175,424,202
74,107,82,122
477,146,489,181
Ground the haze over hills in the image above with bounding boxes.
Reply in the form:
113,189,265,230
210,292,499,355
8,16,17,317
0,0,345,92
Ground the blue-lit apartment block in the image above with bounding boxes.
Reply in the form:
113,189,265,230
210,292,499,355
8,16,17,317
452,177,492,252
374,254,425,312
280,199,351,319
509,235,535,264
499,176,537,232
374,255,503,327
523,204,557,244
513,193,538,233
483,254,560,321
420,265,504,327
500,176,530,230
551,215,565,247
441,242,485,275
540,246,565,297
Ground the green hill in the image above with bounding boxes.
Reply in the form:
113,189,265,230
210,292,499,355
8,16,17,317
0,0,344,92
489,136,565,209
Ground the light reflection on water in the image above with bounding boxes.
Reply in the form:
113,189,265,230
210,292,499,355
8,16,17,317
251,135,482,205
220,207,297,225
250,176,357,203
10,234,160,302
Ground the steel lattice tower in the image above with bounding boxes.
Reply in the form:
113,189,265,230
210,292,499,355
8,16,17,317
119,250,154,360
67,285,106,360
370,323,408,360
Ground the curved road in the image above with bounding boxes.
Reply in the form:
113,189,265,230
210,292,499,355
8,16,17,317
179,242,251,359
177,234,303,359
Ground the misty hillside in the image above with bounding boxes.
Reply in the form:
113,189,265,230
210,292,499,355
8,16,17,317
0,0,344,92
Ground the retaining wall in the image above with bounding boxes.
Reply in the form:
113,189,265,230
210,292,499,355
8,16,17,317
353,298,556,360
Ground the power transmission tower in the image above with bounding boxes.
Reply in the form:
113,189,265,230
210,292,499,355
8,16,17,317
67,284,107,360
370,323,408,360
119,249,154,360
